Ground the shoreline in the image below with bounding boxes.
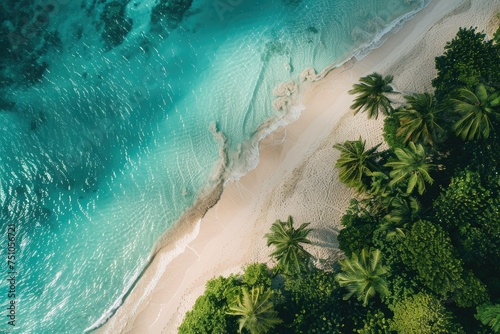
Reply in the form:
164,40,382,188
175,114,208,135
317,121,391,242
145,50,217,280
95,0,500,332
89,2,426,330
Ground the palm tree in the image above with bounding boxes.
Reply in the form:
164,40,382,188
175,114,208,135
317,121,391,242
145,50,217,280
227,286,282,334
476,303,500,333
385,195,422,223
384,142,434,195
452,83,500,140
395,93,445,146
336,248,390,306
349,72,395,119
377,196,422,240
264,216,312,274
333,139,381,192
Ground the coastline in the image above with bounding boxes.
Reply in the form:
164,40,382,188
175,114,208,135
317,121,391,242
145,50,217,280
95,0,500,333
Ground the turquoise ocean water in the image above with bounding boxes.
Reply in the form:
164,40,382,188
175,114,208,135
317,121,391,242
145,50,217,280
0,0,429,332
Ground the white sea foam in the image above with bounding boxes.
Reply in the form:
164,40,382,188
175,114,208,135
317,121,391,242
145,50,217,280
315,0,432,81
85,219,202,333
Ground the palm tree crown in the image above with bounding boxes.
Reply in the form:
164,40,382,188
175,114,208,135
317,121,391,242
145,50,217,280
264,216,312,274
333,139,381,192
378,196,422,240
452,83,500,140
476,303,500,333
384,142,434,195
227,286,282,334
395,93,445,146
349,72,395,119
336,248,390,306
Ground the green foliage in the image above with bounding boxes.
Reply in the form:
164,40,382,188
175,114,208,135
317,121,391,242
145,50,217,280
384,270,424,308
386,195,422,222
242,263,273,288
384,142,434,195
395,93,445,146
281,270,372,333
451,83,500,140
227,286,282,334
476,303,500,333
377,195,422,241
438,129,500,185
178,275,240,334
401,220,464,299
349,72,395,119
336,249,390,306
455,270,489,308
433,27,500,100
179,264,275,334
338,199,378,256
333,139,381,192
281,270,339,333
433,170,500,269
366,171,394,209
356,310,392,334
372,225,427,307
383,112,406,149
338,220,376,257
265,216,312,275
391,293,465,334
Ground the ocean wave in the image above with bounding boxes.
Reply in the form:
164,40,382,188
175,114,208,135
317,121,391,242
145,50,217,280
86,219,202,333
315,0,431,81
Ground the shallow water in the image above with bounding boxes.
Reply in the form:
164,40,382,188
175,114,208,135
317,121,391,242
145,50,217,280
0,0,428,332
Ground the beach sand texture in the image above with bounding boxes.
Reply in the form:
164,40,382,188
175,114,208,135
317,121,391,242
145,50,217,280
96,0,500,333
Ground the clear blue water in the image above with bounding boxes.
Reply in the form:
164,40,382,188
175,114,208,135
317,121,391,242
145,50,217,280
0,0,429,332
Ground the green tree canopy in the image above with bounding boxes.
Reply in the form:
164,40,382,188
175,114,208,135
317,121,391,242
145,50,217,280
336,248,390,306
451,83,500,140
242,263,273,288
384,142,434,195
454,270,489,308
179,264,275,334
264,216,312,274
476,303,500,333
432,27,500,100
377,195,423,241
227,286,282,334
433,170,500,271
178,275,241,334
400,220,464,299
383,111,406,149
333,139,381,192
282,270,356,333
395,93,445,146
349,72,395,119
338,199,378,256
391,293,465,334
356,310,392,334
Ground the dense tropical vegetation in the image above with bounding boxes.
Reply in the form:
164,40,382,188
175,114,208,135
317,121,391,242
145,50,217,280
179,26,500,333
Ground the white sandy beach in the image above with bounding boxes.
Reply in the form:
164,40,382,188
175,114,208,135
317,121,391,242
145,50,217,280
96,0,500,333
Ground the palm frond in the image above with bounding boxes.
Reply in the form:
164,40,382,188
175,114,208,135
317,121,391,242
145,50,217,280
336,248,389,306
264,216,312,274
228,287,282,334
348,72,395,119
